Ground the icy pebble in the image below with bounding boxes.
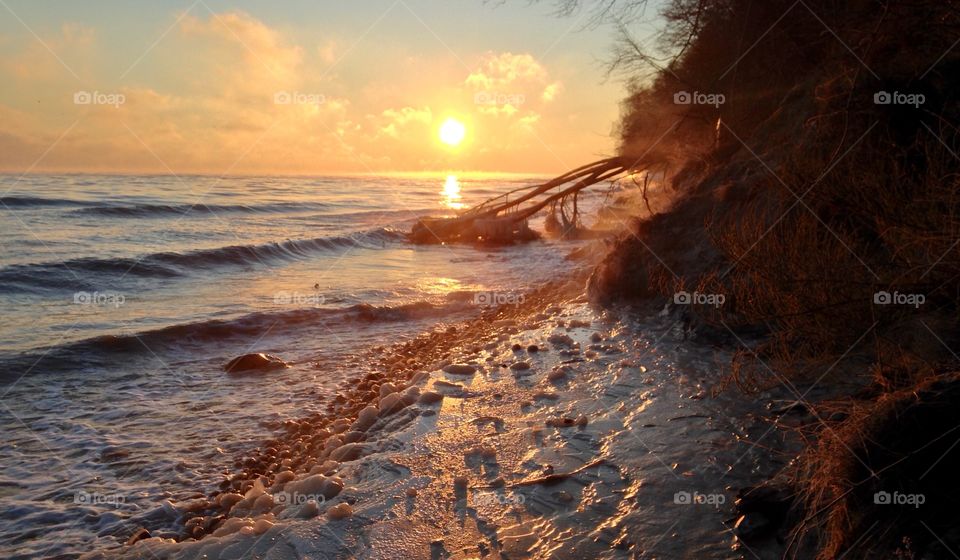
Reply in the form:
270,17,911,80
351,405,379,432
298,500,320,518
379,392,405,415
252,493,274,513
379,382,397,398
330,442,366,462
218,492,243,510
409,371,430,385
401,386,421,406
443,363,477,375
253,518,274,534
327,502,353,520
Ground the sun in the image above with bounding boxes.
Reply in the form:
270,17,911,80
438,118,466,146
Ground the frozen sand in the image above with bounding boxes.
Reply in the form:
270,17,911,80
88,279,785,560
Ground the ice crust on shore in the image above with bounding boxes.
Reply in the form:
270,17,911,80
90,300,776,560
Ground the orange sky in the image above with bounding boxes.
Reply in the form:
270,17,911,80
0,2,639,175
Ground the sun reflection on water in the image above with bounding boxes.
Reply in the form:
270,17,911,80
441,175,465,210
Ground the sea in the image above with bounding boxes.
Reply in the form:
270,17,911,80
0,172,606,558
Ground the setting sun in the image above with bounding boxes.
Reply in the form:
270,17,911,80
438,118,466,146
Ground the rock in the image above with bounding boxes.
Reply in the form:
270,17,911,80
510,362,531,371
351,405,379,432
409,371,430,385
401,386,420,406
547,334,574,347
253,518,274,534
218,492,243,510
342,430,364,443
379,392,406,415
126,528,151,546
527,344,540,352
298,500,320,518
252,493,274,513
327,502,353,520
224,353,288,374
443,363,477,375
329,442,366,462
284,474,344,500
379,382,397,398
418,390,444,405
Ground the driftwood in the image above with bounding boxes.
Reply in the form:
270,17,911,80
410,157,632,244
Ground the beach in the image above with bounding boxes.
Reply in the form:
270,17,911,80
76,270,793,560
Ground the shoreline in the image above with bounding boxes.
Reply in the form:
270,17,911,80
88,268,797,559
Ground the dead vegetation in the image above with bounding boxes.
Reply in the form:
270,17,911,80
557,0,960,556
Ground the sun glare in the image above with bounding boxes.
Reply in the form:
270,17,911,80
441,174,464,209
439,118,466,146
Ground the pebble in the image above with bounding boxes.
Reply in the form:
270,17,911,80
442,364,477,375
547,333,574,347
327,502,353,520
379,382,397,398
418,391,444,405
510,362,531,371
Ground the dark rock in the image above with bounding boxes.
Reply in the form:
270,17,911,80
224,353,288,374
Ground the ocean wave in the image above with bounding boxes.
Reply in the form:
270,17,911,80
69,201,334,218
0,300,454,377
0,196,97,208
0,228,406,292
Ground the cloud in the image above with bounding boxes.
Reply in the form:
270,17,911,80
376,106,433,138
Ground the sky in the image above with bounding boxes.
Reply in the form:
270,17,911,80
0,0,660,175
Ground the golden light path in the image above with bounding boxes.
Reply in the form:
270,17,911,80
441,174,464,209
